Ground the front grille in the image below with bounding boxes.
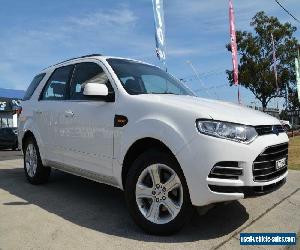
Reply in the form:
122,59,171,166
253,143,288,182
208,161,243,180
255,125,285,136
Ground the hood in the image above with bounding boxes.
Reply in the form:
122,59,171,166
137,94,280,126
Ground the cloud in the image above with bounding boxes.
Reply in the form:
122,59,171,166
0,0,299,93
0,62,28,89
69,8,137,27
0,5,142,89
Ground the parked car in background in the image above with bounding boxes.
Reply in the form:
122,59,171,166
0,127,18,150
19,54,289,235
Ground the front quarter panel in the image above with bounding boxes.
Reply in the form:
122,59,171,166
113,96,212,189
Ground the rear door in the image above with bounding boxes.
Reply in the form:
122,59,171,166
37,65,74,163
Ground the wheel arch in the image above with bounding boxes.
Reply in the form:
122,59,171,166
121,137,180,188
22,130,35,153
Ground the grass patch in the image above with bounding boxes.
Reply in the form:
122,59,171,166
288,136,300,170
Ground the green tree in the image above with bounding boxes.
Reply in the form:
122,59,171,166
226,11,299,110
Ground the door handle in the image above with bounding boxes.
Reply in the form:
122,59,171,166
65,110,75,118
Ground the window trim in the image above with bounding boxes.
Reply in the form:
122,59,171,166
39,65,75,101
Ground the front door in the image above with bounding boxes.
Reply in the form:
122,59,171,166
59,61,115,177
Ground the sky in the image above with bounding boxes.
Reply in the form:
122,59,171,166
0,0,299,107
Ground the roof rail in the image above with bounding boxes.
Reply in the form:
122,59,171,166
42,54,103,70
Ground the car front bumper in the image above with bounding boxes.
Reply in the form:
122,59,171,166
175,131,289,206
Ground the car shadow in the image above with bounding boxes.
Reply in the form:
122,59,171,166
0,167,249,243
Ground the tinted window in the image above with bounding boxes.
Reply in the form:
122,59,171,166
107,58,194,96
69,62,111,100
41,65,73,101
23,73,46,101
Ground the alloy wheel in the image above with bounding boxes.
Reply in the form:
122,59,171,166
25,143,38,177
135,164,183,224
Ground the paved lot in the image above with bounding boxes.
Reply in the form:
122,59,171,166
0,149,22,161
0,158,299,250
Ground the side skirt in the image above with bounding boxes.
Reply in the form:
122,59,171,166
46,160,120,189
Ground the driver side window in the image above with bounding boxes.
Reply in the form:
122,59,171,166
69,62,110,100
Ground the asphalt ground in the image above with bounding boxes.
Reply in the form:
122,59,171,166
0,149,22,161
0,155,299,250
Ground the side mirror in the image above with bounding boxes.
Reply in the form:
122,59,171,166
83,83,108,96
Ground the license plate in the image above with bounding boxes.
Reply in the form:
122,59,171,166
276,158,287,170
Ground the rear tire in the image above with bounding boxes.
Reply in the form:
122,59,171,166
23,137,51,184
125,149,193,235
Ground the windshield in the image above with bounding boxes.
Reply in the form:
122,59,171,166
107,58,194,96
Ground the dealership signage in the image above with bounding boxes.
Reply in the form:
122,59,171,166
0,98,21,111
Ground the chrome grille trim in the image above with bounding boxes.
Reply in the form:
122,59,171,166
208,161,242,180
253,143,288,182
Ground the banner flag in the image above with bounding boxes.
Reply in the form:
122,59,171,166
271,34,279,90
152,0,166,67
229,0,238,86
296,54,300,102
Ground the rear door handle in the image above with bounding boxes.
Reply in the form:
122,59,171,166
65,110,75,118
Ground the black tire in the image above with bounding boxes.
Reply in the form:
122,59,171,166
125,149,194,235
23,136,51,185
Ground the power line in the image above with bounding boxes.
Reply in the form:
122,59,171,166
274,0,300,23
193,84,228,93
180,68,227,82
186,61,213,98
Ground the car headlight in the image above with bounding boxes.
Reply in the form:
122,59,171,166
196,120,258,143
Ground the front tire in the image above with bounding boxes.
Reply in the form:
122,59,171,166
23,137,51,184
125,149,193,235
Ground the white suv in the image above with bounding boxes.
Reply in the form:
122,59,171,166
19,54,289,235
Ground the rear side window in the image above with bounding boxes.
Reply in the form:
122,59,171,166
41,65,73,101
23,73,46,101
